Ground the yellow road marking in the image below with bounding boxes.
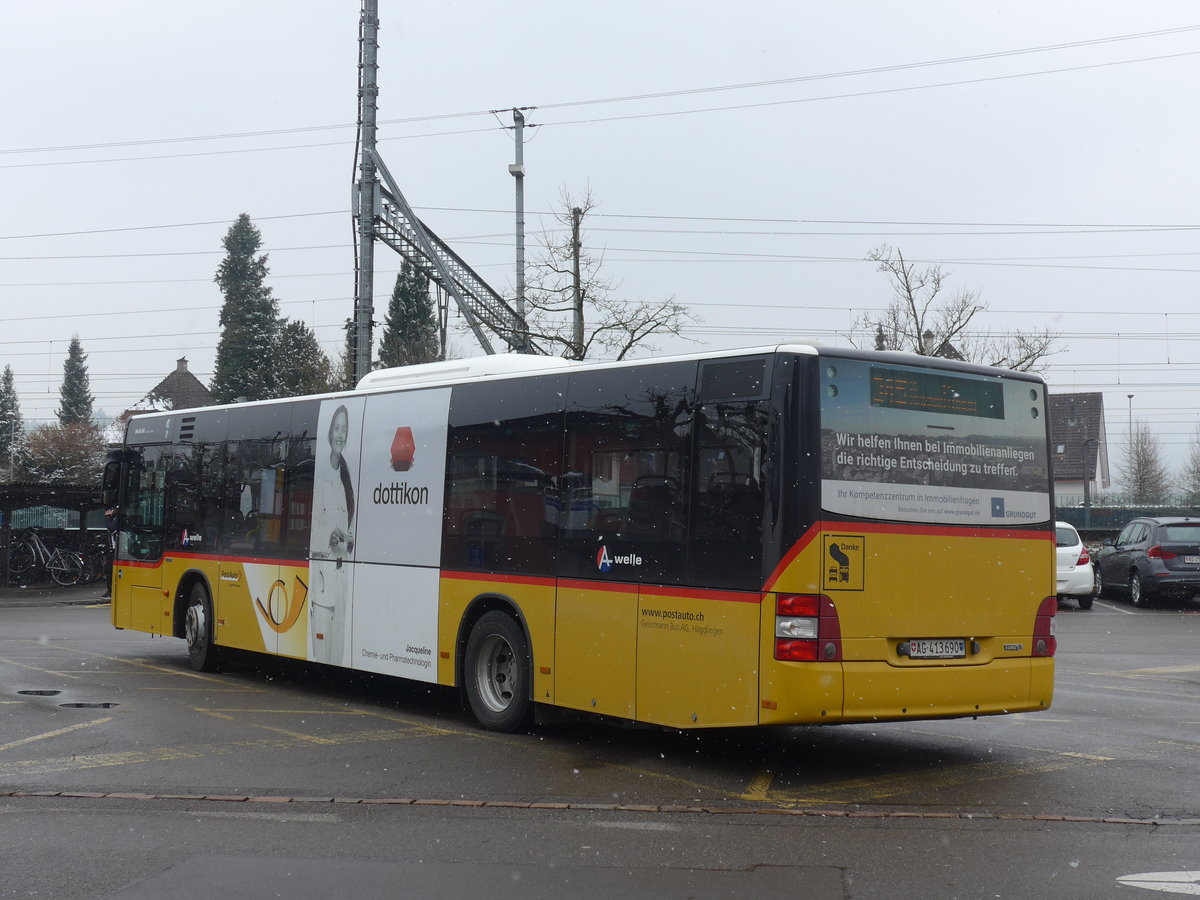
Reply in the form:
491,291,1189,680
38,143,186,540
0,727,451,778
0,657,81,679
11,642,258,688
742,765,776,802
195,709,339,745
0,718,113,754
1105,665,1200,677
0,746,206,778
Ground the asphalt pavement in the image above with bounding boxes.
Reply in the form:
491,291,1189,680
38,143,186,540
0,579,108,606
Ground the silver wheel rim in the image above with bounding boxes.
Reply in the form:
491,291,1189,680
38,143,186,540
1130,575,1141,606
185,600,206,649
473,634,516,714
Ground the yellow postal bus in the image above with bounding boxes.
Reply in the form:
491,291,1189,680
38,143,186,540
105,345,1056,731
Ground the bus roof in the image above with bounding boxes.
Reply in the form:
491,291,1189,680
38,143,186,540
122,342,1045,431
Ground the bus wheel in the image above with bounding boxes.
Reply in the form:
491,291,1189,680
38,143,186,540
464,611,531,732
185,582,221,672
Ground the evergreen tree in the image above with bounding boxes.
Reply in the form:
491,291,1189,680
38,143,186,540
272,319,336,398
332,317,358,390
210,214,279,403
378,262,440,368
56,336,94,425
0,364,23,479
17,422,106,486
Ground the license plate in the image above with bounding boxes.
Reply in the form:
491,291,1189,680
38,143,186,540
1185,556,1200,564
907,638,966,659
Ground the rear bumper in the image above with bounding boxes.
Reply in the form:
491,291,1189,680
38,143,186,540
1149,572,1200,598
839,657,1054,723
1056,565,1094,597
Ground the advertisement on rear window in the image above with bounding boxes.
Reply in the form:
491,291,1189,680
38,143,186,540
819,360,1050,525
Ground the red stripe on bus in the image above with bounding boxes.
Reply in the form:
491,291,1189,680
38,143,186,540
442,570,554,588
556,578,640,595
442,573,758,604
635,584,761,604
125,551,310,568
118,559,162,571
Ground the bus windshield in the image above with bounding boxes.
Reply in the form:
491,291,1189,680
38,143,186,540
819,358,1050,526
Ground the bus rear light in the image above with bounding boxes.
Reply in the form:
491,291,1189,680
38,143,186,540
774,594,841,662
776,639,820,661
1146,545,1176,560
777,594,819,616
776,617,818,639
1033,595,1057,657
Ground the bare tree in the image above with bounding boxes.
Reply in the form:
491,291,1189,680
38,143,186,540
1121,418,1170,504
855,245,1060,372
1179,423,1200,506
521,190,696,360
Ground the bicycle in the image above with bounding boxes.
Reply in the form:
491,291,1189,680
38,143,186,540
77,543,113,587
8,527,87,586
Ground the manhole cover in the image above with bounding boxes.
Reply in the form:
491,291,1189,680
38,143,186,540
59,702,119,709
17,690,62,696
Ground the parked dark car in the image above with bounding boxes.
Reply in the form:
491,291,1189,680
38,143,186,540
1092,516,1200,607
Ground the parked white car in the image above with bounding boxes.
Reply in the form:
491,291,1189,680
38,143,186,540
1056,521,1094,609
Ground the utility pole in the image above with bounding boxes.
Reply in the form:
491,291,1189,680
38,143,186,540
509,109,526,329
570,206,583,359
353,0,380,385
351,1,542,361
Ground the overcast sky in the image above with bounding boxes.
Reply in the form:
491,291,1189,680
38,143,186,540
2,1,1198,485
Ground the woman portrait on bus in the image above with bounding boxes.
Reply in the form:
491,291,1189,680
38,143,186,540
310,403,356,665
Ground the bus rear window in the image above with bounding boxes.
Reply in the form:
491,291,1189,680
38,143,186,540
818,359,1050,526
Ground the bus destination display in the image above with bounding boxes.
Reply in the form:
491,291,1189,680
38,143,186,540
870,366,1004,419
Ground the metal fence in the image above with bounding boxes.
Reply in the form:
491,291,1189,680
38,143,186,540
3,505,106,531
1056,499,1200,535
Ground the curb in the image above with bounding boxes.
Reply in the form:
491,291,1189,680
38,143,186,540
2,790,1196,826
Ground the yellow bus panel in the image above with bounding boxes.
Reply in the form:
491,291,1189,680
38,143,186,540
553,582,638,719
635,586,761,728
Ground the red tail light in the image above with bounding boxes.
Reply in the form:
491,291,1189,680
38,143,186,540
1076,549,1090,566
1146,545,1177,560
775,594,842,662
1033,595,1057,657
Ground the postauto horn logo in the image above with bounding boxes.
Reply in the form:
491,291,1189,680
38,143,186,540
595,545,642,572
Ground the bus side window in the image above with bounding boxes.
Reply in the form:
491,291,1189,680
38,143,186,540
560,362,696,584
688,357,769,590
688,400,768,590
443,375,567,576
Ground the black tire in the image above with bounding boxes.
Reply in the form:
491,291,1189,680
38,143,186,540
8,541,37,578
1077,593,1093,610
1129,570,1152,609
184,582,221,672
463,611,531,732
48,551,85,586
1092,566,1105,599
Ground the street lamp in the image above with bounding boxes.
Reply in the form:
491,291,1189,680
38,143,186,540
1127,393,1135,504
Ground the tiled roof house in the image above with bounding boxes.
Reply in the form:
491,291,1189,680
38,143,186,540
1048,392,1109,501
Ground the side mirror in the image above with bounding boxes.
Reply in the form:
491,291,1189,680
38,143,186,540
101,458,122,508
